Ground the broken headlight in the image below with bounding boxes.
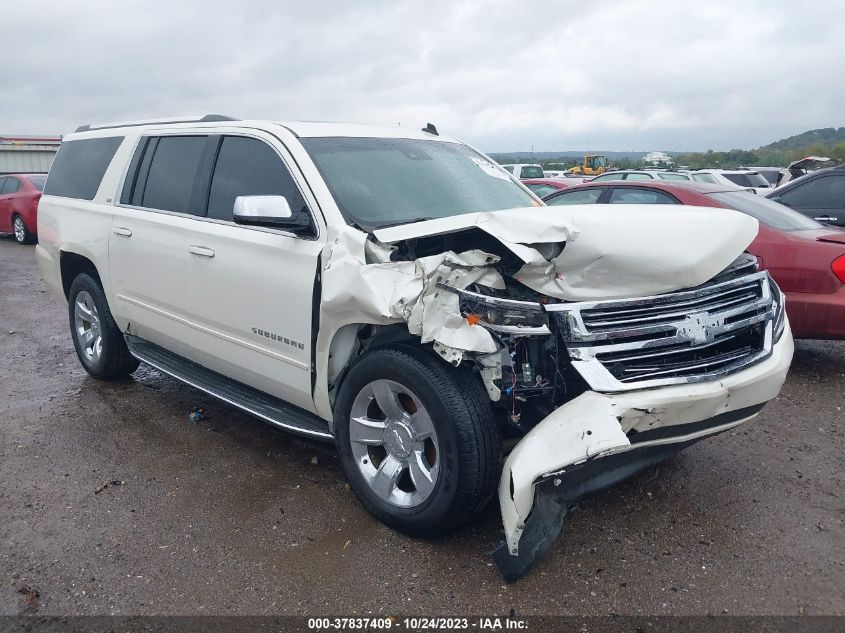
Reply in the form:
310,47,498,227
769,275,786,342
444,286,550,335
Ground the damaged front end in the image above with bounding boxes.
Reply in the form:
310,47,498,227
434,250,792,580
319,204,792,582
486,258,792,581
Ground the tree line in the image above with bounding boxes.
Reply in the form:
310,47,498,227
493,142,845,171
672,143,845,169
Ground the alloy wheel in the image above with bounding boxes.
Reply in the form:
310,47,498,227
348,379,440,508
13,217,25,243
74,290,103,363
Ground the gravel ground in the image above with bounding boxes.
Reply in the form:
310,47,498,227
1,237,843,616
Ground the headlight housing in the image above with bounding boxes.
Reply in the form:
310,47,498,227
769,275,786,342
440,285,550,335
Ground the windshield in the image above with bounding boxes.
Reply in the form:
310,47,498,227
520,165,544,178
26,175,46,191
301,137,537,229
721,172,770,188
707,191,822,231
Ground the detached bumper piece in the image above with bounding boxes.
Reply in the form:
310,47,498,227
492,437,704,582
490,364,791,582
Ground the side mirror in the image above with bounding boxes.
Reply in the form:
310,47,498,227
233,195,310,231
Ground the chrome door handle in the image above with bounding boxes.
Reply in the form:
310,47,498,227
814,216,838,222
188,245,215,258
113,227,132,237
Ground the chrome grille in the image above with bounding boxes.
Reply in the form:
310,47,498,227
546,270,779,391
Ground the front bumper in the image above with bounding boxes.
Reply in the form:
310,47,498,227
493,320,794,581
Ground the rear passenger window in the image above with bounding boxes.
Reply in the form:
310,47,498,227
608,188,678,204
3,178,21,194
545,188,603,205
43,136,123,200
141,136,207,214
207,136,307,222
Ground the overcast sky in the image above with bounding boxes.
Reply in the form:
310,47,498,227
3,0,843,152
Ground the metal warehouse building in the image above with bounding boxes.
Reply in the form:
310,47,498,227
0,136,61,174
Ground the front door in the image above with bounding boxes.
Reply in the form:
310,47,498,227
179,132,323,411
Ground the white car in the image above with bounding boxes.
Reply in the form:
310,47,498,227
690,169,773,193
36,115,793,580
500,163,545,179
590,170,693,182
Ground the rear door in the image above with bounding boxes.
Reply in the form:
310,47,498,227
777,173,845,227
180,131,323,410
109,134,210,350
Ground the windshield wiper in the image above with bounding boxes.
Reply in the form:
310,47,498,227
375,216,434,229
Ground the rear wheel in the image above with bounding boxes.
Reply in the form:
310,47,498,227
334,345,501,537
68,273,139,378
12,215,35,245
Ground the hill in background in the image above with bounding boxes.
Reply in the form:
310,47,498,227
759,127,845,152
491,127,845,170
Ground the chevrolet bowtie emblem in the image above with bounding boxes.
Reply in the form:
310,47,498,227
678,312,723,345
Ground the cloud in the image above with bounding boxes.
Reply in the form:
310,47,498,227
2,0,843,151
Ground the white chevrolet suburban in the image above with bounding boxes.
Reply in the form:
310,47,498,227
36,115,794,580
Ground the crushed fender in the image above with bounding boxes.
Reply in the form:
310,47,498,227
320,229,506,356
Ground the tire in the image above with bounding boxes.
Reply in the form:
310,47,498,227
334,345,502,538
12,214,36,245
68,273,139,379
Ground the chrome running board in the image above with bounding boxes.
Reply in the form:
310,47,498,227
125,335,333,442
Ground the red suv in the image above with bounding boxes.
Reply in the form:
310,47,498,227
0,173,45,244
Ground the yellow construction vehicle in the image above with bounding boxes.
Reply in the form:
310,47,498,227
567,154,609,176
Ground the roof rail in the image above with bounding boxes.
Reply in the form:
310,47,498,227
74,114,239,133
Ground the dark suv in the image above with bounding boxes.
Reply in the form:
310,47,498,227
767,166,845,228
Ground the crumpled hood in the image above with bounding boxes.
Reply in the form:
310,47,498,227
374,205,760,301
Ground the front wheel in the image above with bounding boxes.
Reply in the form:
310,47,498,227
334,345,502,538
68,273,139,379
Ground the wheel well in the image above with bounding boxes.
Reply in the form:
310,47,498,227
327,324,418,396
60,252,100,299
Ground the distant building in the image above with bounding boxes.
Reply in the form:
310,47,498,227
0,136,61,174
642,151,674,167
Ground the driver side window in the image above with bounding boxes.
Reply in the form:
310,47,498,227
207,136,310,227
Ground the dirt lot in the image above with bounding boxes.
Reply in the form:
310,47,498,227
1,237,843,616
